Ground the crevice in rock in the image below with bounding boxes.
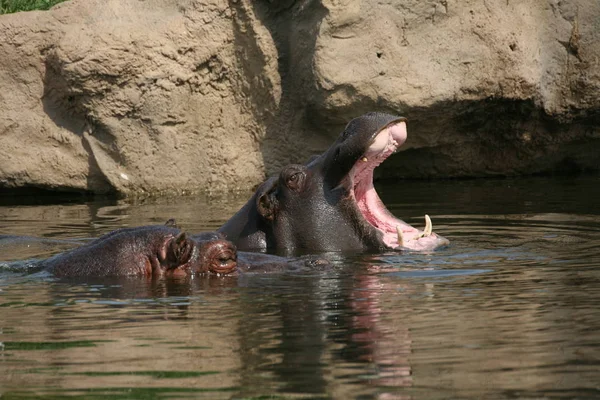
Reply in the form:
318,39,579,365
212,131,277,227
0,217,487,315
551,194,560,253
229,0,279,145
81,124,119,195
376,98,600,179
41,50,88,136
81,123,127,194
42,50,114,193
247,0,330,173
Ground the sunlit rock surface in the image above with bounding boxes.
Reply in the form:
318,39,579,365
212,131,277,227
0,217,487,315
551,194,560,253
0,0,285,194
262,0,600,178
1,0,599,194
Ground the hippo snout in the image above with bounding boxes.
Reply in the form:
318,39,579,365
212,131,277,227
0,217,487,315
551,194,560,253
198,239,238,275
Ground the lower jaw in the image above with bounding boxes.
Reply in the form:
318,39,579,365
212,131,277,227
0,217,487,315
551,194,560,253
393,235,449,251
378,225,448,251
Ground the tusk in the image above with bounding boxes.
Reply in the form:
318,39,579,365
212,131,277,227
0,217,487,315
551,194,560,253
396,225,404,247
423,215,432,237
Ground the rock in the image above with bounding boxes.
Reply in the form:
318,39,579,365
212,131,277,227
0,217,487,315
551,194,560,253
0,0,285,195
1,1,599,195
261,0,600,178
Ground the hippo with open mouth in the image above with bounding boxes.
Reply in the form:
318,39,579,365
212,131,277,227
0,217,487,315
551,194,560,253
219,112,449,253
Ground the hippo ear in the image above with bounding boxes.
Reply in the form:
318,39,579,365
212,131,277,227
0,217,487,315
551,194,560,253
257,191,278,221
164,218,179,228
167,232,193,266
255,177,278,221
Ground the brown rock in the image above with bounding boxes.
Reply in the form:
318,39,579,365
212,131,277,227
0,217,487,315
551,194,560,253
1,0,599,195
264,0,600,177
0,0,284,195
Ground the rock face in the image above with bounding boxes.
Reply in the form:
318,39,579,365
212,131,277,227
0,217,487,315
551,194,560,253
0,0,289,194
1,0,599,195
260,0,600,178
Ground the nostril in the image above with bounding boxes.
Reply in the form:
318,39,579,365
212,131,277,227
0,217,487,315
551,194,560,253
219,255,234,265
201,239,238,274
212,258,237,274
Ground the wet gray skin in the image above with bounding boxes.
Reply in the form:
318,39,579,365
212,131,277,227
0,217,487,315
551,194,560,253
219,112,449,254
5,223,325,278
190,232,331,275
42,225,237,278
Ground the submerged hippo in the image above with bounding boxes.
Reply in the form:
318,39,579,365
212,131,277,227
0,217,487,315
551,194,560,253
20,221,326,278
219,112,449,253
41,224,238,278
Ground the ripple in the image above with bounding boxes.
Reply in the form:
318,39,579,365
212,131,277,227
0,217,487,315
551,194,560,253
385,268,492,279
1,177,600,399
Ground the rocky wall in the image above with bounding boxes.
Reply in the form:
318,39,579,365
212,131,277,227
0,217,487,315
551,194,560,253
0,0,598,195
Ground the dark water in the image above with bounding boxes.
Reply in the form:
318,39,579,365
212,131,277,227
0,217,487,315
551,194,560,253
1,176,600,399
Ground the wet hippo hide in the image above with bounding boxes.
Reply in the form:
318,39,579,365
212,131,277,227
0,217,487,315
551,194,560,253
219,112,449,254
0,222,328,278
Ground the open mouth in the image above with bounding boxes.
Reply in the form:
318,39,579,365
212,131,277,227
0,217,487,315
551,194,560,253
349,119,449,251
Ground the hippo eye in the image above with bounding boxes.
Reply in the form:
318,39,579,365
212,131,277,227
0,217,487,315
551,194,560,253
287,173,299,184
286,171,305,192
281,165,307,192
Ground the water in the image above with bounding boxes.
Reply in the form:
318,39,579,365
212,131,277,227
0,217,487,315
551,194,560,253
1,176,599,399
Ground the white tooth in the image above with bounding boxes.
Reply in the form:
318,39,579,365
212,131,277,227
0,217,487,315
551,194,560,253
423,214,432,237
396,225,404,247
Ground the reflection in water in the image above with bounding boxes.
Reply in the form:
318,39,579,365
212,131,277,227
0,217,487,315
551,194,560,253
1,176,600,399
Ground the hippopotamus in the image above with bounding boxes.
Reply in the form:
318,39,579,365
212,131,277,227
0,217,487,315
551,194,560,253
219,112,449,253
12,221,326,278
40,224,237,278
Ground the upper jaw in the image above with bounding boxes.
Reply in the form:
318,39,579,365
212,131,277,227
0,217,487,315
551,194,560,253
366,117,408,152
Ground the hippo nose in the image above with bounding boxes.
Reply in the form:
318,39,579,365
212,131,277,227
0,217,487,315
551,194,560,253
203,240,238,275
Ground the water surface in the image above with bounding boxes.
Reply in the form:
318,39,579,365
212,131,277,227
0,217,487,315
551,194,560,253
1,176,599,399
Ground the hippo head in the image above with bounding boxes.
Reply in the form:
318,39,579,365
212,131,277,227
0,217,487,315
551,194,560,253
220,112,449,253
43,224,239,278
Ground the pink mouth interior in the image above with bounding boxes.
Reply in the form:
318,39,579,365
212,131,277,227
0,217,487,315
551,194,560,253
350,121,446,251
